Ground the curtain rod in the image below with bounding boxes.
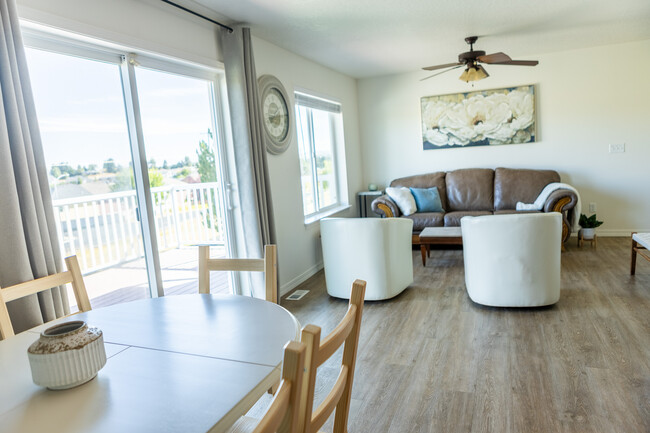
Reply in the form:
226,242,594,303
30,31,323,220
160,0,234,33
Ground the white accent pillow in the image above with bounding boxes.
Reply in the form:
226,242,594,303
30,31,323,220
386,187,417,216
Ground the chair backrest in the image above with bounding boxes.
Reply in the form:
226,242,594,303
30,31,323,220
461,212,561,307
320,218,413,300
298,279,366,433
0,255,91,339
198,245,278,303
252,340,306,433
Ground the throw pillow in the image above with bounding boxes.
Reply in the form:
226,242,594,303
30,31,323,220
409,187,444,213
385,186,417,216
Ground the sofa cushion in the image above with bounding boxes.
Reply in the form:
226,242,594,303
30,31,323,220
406,212,444,231
445,169,494,211
494,167,560,211
390,172,448,210
410,187,444,212
444,211,492,226
385,187,417,216
494,209,541,215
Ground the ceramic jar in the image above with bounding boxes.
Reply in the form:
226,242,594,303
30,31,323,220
27,320,106,390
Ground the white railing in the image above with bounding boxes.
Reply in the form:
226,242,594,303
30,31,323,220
52,183,224,274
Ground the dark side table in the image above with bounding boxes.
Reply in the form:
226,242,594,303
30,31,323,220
357,191,383,217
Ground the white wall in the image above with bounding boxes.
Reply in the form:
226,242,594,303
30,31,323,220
252,37,361,294
358,39,650,235
16,0,363,294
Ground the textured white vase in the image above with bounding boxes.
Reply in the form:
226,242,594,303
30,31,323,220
27,320,106,390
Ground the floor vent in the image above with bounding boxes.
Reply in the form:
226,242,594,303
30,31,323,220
286,289,309,301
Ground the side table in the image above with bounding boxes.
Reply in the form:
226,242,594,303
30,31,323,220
357,191,383,217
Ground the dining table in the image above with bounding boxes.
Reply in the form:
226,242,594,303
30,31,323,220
0,294,300,433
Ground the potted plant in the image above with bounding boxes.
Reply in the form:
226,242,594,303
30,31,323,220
579,213,603,240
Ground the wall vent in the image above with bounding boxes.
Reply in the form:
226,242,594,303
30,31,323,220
286,289,309,301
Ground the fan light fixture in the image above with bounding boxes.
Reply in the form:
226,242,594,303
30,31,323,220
459,63,489,82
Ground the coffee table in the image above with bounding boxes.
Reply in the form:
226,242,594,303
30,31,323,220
418,227,463,266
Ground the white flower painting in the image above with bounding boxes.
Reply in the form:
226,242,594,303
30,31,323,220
421,85,536,150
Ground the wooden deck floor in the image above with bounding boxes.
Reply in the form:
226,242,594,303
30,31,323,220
77,246,231,309
258,236,650,433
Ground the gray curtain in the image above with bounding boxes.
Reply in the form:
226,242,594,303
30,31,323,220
0,0,68,337
219,26,277,299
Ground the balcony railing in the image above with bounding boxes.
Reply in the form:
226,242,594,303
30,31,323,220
52,182,224,274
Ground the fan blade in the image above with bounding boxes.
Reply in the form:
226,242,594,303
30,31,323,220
489,60,539,66
422,62,462,71
420,65,464,81
477,52,512,63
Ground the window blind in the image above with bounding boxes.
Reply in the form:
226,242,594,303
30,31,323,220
295,92,341,113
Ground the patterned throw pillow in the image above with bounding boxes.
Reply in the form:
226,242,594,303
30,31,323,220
409,187,444,213
385,187,417,216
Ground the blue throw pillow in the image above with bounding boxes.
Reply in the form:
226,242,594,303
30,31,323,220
409,187,444,213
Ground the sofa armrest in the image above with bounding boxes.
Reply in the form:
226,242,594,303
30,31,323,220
543,189,579,242
371,195,401,217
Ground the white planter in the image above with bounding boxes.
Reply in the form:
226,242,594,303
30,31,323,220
27,320,106,390
580,228,596,240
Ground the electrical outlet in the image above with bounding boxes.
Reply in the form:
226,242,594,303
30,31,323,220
609,143,625,153
589,202,597,213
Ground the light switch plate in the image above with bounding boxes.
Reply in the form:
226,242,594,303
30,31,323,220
609,143,625,153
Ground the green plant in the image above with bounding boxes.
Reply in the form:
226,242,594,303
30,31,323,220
579,213,603,229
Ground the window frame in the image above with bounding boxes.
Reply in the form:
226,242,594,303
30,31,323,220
22,26,237,298
294,91,348,224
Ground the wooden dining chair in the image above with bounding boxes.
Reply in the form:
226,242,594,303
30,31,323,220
198,244,278,303
0,255,92,339
298,279,366,433
228,340,306,433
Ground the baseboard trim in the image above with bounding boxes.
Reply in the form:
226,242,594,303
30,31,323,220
280,261,324,296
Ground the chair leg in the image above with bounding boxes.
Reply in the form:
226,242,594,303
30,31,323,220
631,238,637,276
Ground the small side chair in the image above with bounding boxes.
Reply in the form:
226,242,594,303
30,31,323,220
631,232,650,275
198,245,278,303
0,255,91,339
298,279,366,433
228,340,306,433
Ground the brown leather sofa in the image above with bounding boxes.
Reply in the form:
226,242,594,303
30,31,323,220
371,167,578,244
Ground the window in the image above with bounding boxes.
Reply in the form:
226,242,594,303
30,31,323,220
295,92,346,220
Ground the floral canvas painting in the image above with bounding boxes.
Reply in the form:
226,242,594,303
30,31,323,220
421,85,535,150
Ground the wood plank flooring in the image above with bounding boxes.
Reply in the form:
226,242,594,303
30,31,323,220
261,237,650,433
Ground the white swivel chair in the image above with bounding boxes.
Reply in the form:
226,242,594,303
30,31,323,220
461,213,561,307
320,218,413,300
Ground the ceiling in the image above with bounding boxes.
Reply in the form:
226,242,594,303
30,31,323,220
182,0,650,78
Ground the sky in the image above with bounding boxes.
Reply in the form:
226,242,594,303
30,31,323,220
25,48,215,171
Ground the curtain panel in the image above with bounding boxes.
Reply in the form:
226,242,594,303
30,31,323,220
219,26,277,299
0,0,68,337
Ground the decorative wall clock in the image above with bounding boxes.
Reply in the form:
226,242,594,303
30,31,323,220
258,75,293,154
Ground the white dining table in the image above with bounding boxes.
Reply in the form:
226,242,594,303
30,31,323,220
0,294,300,433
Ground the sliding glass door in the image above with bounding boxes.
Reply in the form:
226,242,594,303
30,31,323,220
24,39,233,307
135,66,230,295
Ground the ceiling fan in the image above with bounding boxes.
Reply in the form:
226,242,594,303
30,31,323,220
422,36,539,82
